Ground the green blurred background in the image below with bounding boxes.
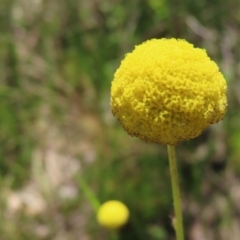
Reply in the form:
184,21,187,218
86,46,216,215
0,0,240,239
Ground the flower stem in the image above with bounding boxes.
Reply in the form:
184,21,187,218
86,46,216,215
167,145,184,240
110,231,119,240
78,177,100,213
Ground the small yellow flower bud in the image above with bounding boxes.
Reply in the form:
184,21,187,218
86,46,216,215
97,200,130,230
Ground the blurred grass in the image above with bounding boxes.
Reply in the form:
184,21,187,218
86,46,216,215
0,0,240,239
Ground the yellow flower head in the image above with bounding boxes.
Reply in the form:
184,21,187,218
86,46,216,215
111,38,227,145
97,200,130,230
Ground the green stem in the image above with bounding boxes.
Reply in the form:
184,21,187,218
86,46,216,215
167,145,184,240
78,177,101,213
110,231,119,240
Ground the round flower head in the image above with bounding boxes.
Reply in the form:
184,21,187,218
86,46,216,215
97,200,129,230
111,38,227,145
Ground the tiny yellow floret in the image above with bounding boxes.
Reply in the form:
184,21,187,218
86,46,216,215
97,200,130,230
111,38,227,145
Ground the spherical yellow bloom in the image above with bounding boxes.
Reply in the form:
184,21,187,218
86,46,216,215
97,200,129,230
111,38,227,145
